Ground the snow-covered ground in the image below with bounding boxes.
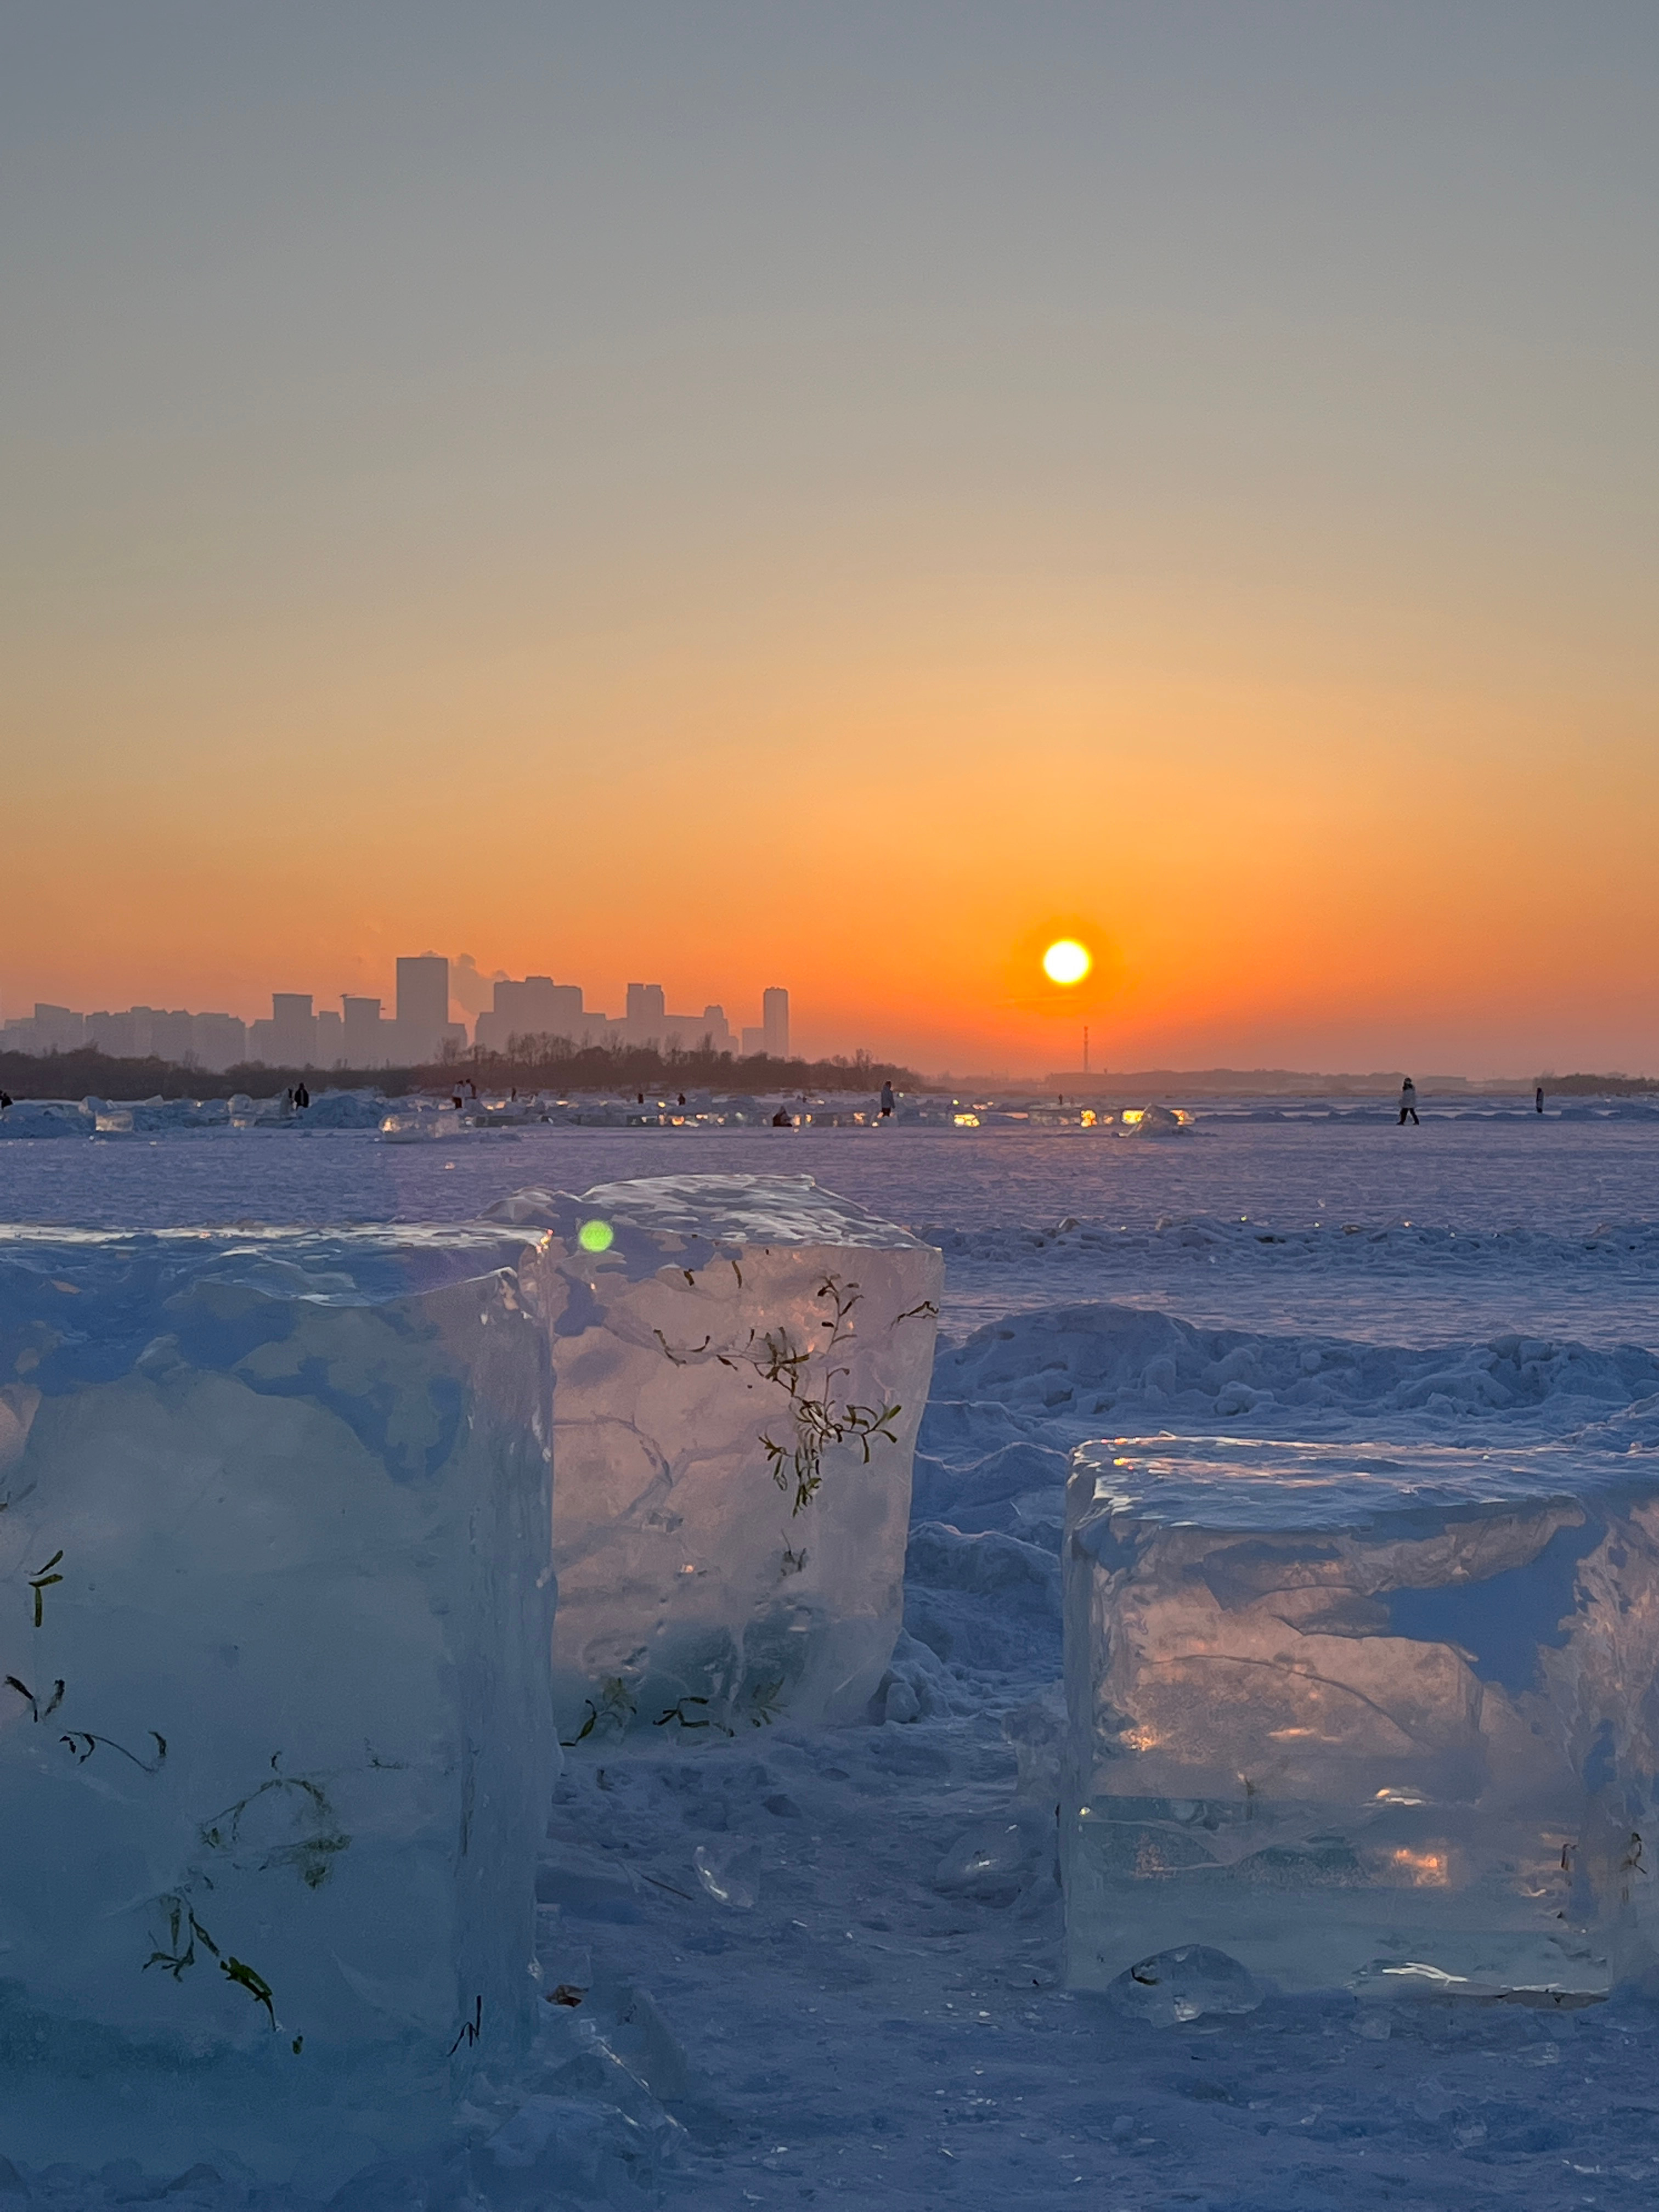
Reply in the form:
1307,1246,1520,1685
5,1113,1659,2208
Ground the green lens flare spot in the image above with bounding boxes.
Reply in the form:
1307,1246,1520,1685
578,1219,614,1254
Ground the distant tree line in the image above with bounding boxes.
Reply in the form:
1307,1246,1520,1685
436,1035,921,1094
0,1047,415,1101
1541,1073,1659,1096
0,1039,919,1102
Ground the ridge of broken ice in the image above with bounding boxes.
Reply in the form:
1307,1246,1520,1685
929,1303,1659,1433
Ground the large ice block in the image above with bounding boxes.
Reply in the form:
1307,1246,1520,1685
486,1175,941,1737
1064,1436,1659,1997
0,1226,555,2187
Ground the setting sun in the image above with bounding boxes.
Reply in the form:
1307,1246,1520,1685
1042,939,1092,987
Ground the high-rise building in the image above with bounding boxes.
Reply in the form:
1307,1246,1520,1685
342,996,385,1065
475,976,591,1053
762,987,789,1059
2,966,782,1071
0,1005,86,1055
397,956,449,1032
247,994,316,1066
624,983,666,1038
396,956,450,1062
85,1010,139,1058
272,994,317,1065
146,1009,196,1064
192,1013,247,1072
81,1008,243,1069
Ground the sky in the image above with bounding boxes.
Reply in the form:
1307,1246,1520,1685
3,2,1656,1077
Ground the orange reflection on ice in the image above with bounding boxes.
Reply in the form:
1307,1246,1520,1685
1390,1848,1450,1887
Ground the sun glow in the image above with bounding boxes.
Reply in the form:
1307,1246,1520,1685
1042,938,1091,986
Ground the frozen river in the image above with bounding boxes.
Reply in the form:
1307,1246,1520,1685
4,1114,1659,2208
7,1113,1659,1344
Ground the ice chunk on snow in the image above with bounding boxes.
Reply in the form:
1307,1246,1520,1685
692,1838,761,1909
1105,1944,1261,2026
486,1175,941,1738
1064,1435,1659,1997
0,1226,554,2187
0,1099,92,1139
934,1806,1054,1903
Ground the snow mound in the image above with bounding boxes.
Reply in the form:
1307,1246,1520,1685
297,1088,386,1129
930,1302,1659,1436
903,1520,1062,1677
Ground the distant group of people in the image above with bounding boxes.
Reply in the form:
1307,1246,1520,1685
0,1074,1561,1129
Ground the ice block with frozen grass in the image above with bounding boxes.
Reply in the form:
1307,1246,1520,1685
0,1225,555,2188
1063,1436,1659,1999
486,1175,942,1739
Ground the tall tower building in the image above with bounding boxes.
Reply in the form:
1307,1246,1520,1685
396,956,450,1061
342,996,385,1066
270,994,317,1067
762,987,789,1059
621,984,665,1046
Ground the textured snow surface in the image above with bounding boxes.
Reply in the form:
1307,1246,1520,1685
10,1113,1659,1343
4,1124,1659,2206
485,1178,940,1737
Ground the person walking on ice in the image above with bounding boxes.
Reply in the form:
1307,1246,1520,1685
879,1080,895,1119
1399,1076,1419,1125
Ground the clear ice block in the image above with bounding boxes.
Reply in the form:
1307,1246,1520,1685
0,1226,555,2186
1064,1436,1659,1997
486,1175,941,1739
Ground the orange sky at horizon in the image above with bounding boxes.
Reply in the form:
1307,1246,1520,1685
9,579,1656,1077
4,5,1656,1079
